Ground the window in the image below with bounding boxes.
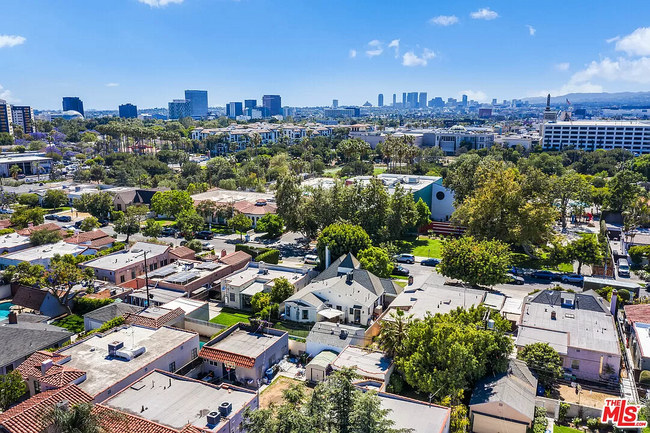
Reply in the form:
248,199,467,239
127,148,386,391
34,381,41,393
349,308,354,314
191,348,198,359
336,306,342,311
120,275,125,283
571,359,580,370
169,362,176,372
131,270,136,279
302,310,309,320
229,293,236,302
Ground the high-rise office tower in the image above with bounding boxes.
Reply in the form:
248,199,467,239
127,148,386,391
392,94,397,106
119,103,138,119
11,106,34,133
62,97,84,116
419,93,427,109
402,93,406,107
492,98,497,105
262,95,281,116
378,94,384,107
332,99,339,108
244,99,257,110
184,90,208,119
0,101,13,135
168,99,192,120
462,94,468,107
227,102,243,118
407,92,419,108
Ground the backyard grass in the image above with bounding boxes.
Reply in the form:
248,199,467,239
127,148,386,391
512,253,573,273
53,314,85,334
553,426,582,433
272,321,311,338
396,236,442,258
373,167,387,175
209,308,254,327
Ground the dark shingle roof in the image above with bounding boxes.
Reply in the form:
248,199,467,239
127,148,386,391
83,302,142,323
530,289,609,313
470,359,538,420
0,322,72,367
12,286,48,311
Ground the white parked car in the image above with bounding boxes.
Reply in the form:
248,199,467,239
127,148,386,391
561,274,584,284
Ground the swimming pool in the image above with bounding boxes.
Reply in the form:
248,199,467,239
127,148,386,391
0,302,13,321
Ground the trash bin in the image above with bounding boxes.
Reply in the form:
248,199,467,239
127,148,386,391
245,234,250,242
408,276,414,285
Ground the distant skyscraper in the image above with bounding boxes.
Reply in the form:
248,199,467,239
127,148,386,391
168,99,192,120
392,94,396,106
119,103,138,119
244,99,257,110
492,98,497,105
11,106,34,133
62,97,84,116
332,99,339,108
184,90,208,119
0,101,12,135
227,102,243,118
402,93,406,107
407,92,419,108
262,95,282,116
462,94,468,107
378,94,384,107
419,92,427,109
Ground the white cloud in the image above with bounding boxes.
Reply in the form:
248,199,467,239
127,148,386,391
459,90,488,102
554,62,570,71
0,35,26,48
138,0,183,7
402,49,435,67
349,49,357,58
606,36,620,44
429,15,459,26
470,8,498,20
366,40,383,58
0,85,19,103
527,25,536,36
570,56,650,84
615,27,650,56
105,83,119,87
388,39,400,57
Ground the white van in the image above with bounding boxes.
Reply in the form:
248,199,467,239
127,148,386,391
304,254,319,265
618,258,630,277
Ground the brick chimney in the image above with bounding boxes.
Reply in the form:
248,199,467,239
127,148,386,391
41,359,54,375
221,249,227,258
8,311,17,324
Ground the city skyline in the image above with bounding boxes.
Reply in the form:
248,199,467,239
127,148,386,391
2,0,650,110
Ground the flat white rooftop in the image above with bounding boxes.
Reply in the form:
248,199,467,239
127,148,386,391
58,325,196,397
546,120,650,127
388,285,486,320
332,346,391,381
226,266,306,288
82,242,168,271
0,155,52,164
161,297,206,315
207,329,282,358
2,241,86,262
103,370,255,431
0,233,31,248
634,322,650,359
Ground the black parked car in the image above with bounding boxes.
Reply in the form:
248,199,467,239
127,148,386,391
56,215,72,222
45,214,57,220
195,230,214,240
392,265,410,277
98,219,110,227
161,227,177,237
420,258,440,267
506,274,525,285
531,270,557,280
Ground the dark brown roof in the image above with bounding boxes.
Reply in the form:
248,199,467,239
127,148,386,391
219,250,252,267
12,286,48,311
169,246,196,260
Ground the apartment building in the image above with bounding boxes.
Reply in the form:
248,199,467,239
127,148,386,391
542,120,650,153
80,242,171,284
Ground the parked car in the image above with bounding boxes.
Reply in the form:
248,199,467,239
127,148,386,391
98,218,110,227
56,215,72,222
506,274,525,285
0,208,14,214
74,220,82,229
195,230,214,240
531,270,557,280
45,214,58,220
618,258,630,277
202,241,212,251
393,253,415,264
561,274,584,285
180,240,188,246
420,258,440,267
392,265,410,276
161,227,177,237
304,254,319,265
507,265,518,275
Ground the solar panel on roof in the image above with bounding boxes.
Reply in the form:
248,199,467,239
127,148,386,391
165,271,200,284
196,262,219,270
148,267,177,278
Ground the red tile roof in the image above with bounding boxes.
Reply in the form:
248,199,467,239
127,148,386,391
625,304,650,324
17,223,65,236
64,229,115,248
93,406,179,433
40,365,86,388
198,346,255,369
0,385,92,433
169,246,196,260
0,219,12,229
219,250,251,267
232,200,278,216
16,350,66,380
124,307,185,330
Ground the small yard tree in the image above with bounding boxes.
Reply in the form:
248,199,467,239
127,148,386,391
141,218,163,238
438,236,512,287
228,212,252,241
0,371,26,411
358,246,393,278
80,216,100,232
517,342,563,388
270,277,294,304
30,228,63,246
256,213,284,238
566,234,602,275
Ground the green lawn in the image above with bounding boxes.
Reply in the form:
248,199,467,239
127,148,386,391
512,253,573,273
53,314,85,334
209,308,254,327
272,321,311,338
553,425,582,433
395,281,407,288
396,236,442,258
373,167,387,175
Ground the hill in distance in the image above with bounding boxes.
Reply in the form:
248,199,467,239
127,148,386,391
523,91,650,106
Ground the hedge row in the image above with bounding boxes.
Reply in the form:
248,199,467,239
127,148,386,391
234,244,280,264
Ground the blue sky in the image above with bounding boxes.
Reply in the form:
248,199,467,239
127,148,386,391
2,0,650,110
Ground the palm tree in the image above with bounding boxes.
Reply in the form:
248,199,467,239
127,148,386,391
377,309,413,358
33,161,41,181
42,402,114,433
9,165,21,180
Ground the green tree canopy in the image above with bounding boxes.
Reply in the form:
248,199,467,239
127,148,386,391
228,212,252,241
113,206,147,243
43,189,68,209
256,213,284,238
358,246,393,278
438,236,512,287
176,209,205,240
517,342,563,388
30,228,63,246
141,218,163,238
10,206,44,229
73,192,114,219
150,190,193,218
80,216,100,232
0,371,26,411
317,223,371,267
270,277,294,304
17,193,40,208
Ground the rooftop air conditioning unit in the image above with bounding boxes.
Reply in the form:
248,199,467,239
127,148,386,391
219,402,232,416
207,411,221,425
108,341,124,357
